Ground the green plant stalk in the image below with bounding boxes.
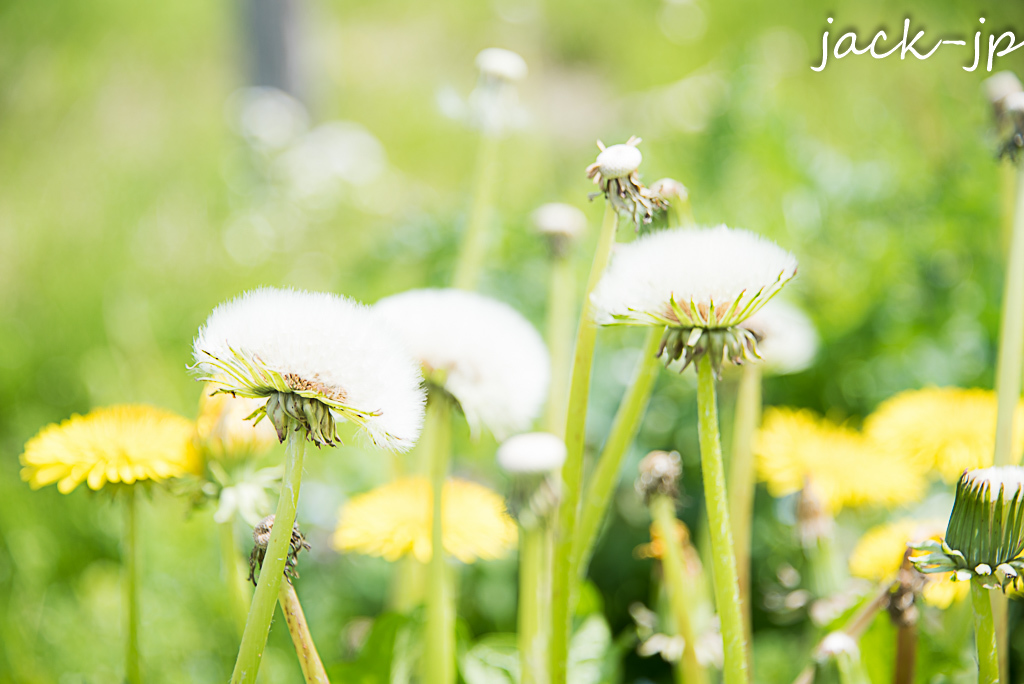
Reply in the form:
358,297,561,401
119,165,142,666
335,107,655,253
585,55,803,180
971,580,1000,684
452,133,500,290
231,428,308,684
807,532,844,599
666,194,695,229
727,363,761,643
572,327,662,578
124,486,141,684
220,520,252,637
544,252,578,436
695,354,749,684
279,581,330,684
893,621,917,684
425,397,455,684
650,494,707,684
519,521,548,684
388,557,426,613
550,202,619,684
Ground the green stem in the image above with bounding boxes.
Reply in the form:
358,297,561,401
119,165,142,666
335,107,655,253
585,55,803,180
650,495,708,684
972,580,1000,684
220,520,252,637
124,486,141,684
666,194,695,229
452,133,501,290
544,252,578,436
550,202,619,684
231,428,308,684
520,522,548,684
425,397,455,684
279,581,330,684
695,354,749,684
572,327,662,578
727,363,761,645
994,165,1024,466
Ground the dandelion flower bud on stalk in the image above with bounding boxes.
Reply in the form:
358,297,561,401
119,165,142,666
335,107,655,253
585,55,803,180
532,202,588,257
498,432,566,524
248,514,311,585
586,137,667,229
985,71,1024,157
470,47,528,137
636,450,682,502
650,178,693,229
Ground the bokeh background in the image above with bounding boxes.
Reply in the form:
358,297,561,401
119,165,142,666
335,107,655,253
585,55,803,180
3,0,1024,681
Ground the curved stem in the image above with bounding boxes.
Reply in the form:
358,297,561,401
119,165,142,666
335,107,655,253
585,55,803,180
279,581,330,683
220,520,252,637
650,495,707,684
972,580,1000,684
728,364,761,647
124,486,141,684
452,133,501,290
550,202,619,683
425,397,454,684
695,354,749,684
231,428,307,684
544,253,578,436
572,327,662,578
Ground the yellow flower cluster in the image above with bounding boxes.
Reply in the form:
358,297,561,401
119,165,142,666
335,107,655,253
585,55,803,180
755,407,927,512
334,476,517,563
21,405,198,493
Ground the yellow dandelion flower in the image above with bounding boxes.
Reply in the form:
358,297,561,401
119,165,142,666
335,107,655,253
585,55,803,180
755,407,926,512
196,384,277,459
334,477,517,563
21,405,199,494
635,519,692,560
849,519,968,608
864,387,1024,483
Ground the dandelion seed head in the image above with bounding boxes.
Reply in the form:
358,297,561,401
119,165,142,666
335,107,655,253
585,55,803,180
741,300,818,375
985,72,1022,108
532,203,588,241
496,432,567,474
818,632,858,658
476,48,528,82
193,287,426,451
373,288,549,440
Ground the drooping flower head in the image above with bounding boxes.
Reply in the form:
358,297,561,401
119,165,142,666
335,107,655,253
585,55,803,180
755,407,927,513
863,387,1024,483
739,299,818,375
333,476,517,563
373,288,549,440
193,287,426,451
585,137,667,229
21,405,198,494
592,226,798,375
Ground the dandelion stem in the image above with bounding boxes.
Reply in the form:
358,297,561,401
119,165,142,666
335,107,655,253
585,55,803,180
972,579,1000,684
666,193,695,229
519,520,549,684
650,494,707,684
219,520,252,637
452,133,501,290
994,165,1024,466
544,250,578,436
123,486,141,684
550,201,619,683
231,428,307,684
695,354,749,684
572,327,662,578
425,396,455,684
727,363,760,647
279,581,330,684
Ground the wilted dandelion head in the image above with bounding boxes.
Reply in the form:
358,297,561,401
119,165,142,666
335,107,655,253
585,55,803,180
849,519,967,608
193,287,426,451
496,432,566,474
592,226,797,374
196,383,278,459
373,288,549,440
755,407,927,513
863,387,1024,483
585,137,667,229
532,202,588,255
636,450,683,501
740,300,818,375
21,405,198,494
333,476,517,563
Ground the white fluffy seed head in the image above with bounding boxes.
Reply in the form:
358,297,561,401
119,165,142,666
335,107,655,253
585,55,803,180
1004,91,1024,115
818,632,858,658
595,143,642,179
496,432,567,474
591,226,798,329
986,72,1022,106
193,287,426,451
532,203,588,240
741,300,818,375
476,48,528,82
373,289,550,440
964,466,1024,501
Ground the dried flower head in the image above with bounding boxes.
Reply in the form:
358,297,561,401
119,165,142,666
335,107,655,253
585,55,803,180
193,287,426,450
586,137,667,229
636,450,683,501
739,300,818,375
649,178,689,203
373,288,549,440
334,477,517,563
196,383,278,459
591,226,798,375
21,405,198,494
248,514,311,584
864,387,1024,483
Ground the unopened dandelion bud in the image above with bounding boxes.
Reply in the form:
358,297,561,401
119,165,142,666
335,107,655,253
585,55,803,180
585,137,667,230
498,432,566,524
249,514,311,585
636,450,683,501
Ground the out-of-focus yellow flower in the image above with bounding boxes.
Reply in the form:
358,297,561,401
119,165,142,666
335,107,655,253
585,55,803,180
21,405,198,494
635,519,691,560
755,408,927,512
196,384,278,459
863,387,1024,483
334,476,517,563
849,519,968,608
